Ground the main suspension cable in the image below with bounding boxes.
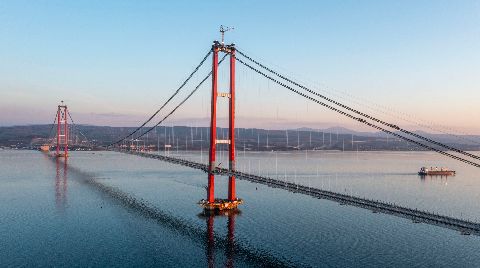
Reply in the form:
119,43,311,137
236,46,480,146
109,49,213,146
236,57,480,168
236,49,480,162
67,110,93,147
108,53,229,148
47,112,58,143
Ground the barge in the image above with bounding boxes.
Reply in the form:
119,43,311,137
418,167,455,176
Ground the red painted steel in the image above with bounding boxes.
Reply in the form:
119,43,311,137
56,107,61,155
206,42,238,206
64,106,68,157
228,48,236,201
208,47,219,203
56,104,69,158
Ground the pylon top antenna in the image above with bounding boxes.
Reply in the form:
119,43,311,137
220,25,234,45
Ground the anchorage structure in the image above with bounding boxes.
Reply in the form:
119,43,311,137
199,41,242,211
56,102,69,158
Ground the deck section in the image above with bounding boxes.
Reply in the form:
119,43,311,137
121,150,480,236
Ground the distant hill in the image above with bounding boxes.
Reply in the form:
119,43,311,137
1,124,479,151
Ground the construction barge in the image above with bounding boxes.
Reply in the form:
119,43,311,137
40,145,50,152
418,167,455,176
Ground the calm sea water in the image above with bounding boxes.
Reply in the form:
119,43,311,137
1,149,480,267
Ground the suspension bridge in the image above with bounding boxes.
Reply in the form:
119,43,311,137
41,39,480,236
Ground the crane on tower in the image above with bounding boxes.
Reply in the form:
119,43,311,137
220,25,234,45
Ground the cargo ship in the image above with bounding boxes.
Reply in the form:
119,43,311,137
418,167,455,176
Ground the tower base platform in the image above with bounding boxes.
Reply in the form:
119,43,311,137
198,208,241,217
55,153,68,158
198,198,243,211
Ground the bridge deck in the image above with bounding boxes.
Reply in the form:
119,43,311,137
121,150,480,236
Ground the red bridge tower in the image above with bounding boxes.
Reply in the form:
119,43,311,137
56,102,69,158
199,41,242,211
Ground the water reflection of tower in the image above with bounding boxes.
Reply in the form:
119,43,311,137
206,214,215,268
203,210,239,268
226,212,236,268
55,157,68,211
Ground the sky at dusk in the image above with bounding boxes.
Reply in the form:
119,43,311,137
1,0,479,133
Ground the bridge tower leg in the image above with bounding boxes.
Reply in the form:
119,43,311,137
56,107,61,156
201,41,242,211
228,48,236,201
207,45,219,203
64,105,68,157
55,103,69,158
